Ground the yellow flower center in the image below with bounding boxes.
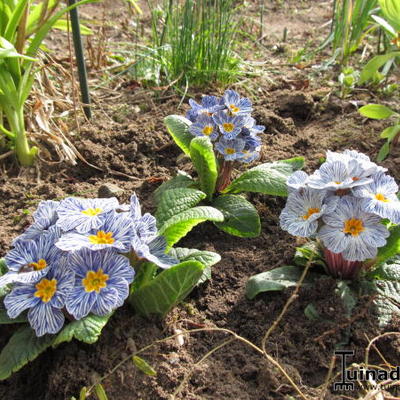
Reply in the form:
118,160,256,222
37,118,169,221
229,104,240,113
88,230,115,244
225,147,236,155
375,193,389,202
28,259,47,271
81,207,103,216
223,123,234,132
334,181,342,185
202,126,213,136
302,207,320,220
34,278,57,303
343,218,365,236
82,269,109,293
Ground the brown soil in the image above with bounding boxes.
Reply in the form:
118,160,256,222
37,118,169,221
1,1,399,399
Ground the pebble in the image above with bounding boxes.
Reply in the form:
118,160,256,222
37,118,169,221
98,183,124,198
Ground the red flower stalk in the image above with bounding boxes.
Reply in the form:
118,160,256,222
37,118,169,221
323,248,363,280
216,160,234,192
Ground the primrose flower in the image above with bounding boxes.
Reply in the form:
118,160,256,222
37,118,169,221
307,160,371,192
318,196,389,261
212,111,247,140
186,95,224,122
1,228,63,287
56,211,133,252
56,197,120,234
287,171,309,193
215,137,246,161
4,264,73,336
189,115,219,141
280,188,337,237
128,194,158,243
223,89,253,115
132,235,178,269
13,200,59,244
352,172,400,223
239,149,260,163
66,249,134,319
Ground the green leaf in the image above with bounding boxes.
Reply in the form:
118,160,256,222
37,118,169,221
156,188,206,229
380,125,400,140
212,194,260,237
0,37,36,61
371,14,397,36
294,241,324,267
0,309,27,324
52,19,94,35
359,104,395,120
278,156,305,171
132,356,157,376
246,265,318,300
94,384,108,400
0,326,54,380
304,304,320,321
359,52,400,84
168,247,221,285
335,281,357,317
189,137,218,200
0,258,6,275
130,260,205,316
164,115,193,155
370,255,400,281
158,206,224,247
153,172,196,205
224,158,304,196
376,225,400,264
377,141,391,162
52,314,112,347
79,387,88,400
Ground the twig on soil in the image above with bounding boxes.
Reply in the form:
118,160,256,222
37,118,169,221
0,150,13,160
365,332,400,368
320,352,337,399
85,326,308,400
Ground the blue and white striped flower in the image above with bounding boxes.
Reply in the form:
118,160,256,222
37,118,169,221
212,111,247,140
223,89,252,115
189,115,219,141
215,137,246,161
13,200,59,244
238,149,260,164
4,263,73,336
1,228,63,287
280,188,337,237
128,194,158,243
56,197,120,234
244,116,265,134
186,95,224,122
287,171,309,193
318,196,389,261
66,249,134,320
56,211,133,252
352,172,400,223
132,235,178,269
307,160,370,191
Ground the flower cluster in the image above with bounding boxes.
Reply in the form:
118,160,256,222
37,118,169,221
0,194,177,336
186,90,265,163
280,150,400,269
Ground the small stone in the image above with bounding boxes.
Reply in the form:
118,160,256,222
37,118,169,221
98,183,124,198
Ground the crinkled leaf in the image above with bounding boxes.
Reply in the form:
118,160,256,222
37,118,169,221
369,255,400,281
376,225,400,264
156,188,206,229
131,260,205,316
223,158,304,196
158,206,224,247
0,326,54,380
212,194,260,237
189,137,218,200
153,172,196,205
52,314,112,347
246,265,318,300
294,241,324,267
359,104,395,120
169,247,221,285
132,356,157,376
164,115,193,155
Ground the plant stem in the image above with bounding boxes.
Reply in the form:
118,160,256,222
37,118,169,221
323,248,363,279
216,160,234,192
6,106,37,166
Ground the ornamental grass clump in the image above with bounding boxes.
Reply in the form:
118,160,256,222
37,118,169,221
159,89,305,238
0,194,221,380
247,149,400,329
